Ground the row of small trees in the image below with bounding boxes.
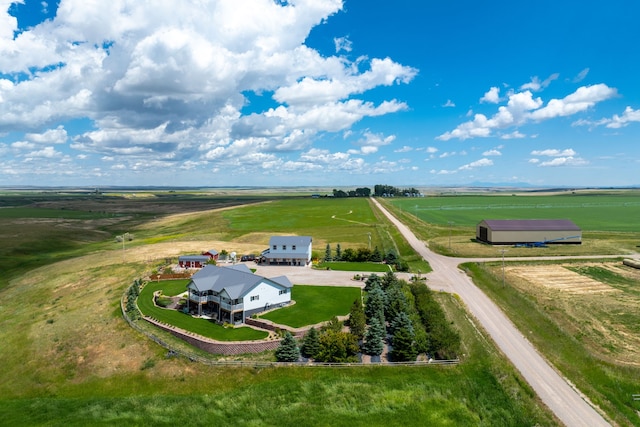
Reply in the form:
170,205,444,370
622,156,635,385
275,272,460,363
323,243,407,271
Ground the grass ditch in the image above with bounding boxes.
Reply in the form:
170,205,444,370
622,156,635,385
463,261,640,426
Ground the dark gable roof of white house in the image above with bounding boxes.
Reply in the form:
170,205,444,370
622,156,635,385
482,219,581,231
189,264,292,300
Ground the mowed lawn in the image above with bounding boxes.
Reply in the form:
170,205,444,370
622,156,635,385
137,280,268,341
261,285,361,328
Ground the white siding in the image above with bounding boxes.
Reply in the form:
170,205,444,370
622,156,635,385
243,280,291,311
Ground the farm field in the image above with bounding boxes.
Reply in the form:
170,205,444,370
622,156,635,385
464,260,640,426
0,189,558,425
384,191,640,257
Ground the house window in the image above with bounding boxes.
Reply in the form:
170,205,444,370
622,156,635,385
292,245,296,250
250,295,259,301
272,245,277,250
282,245,287,250
279,289,288,295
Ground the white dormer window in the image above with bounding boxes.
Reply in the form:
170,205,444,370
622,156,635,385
282,245,287,250
292,245,296,250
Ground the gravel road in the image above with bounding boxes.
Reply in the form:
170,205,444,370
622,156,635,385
371,198,611,427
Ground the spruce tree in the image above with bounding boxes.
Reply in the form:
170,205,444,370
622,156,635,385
348,298,366,340
364,273,381,292
390,327,417,362
275,331,300,362
389,311,414,338
363,317,385,356
324,243,332,262
335,243,342,261
365,283,386,326
300,327,320,359
370,246,382,262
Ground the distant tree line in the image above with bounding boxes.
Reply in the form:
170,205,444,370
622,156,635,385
332,187,371,198
373,184,422,197
275,271,460,363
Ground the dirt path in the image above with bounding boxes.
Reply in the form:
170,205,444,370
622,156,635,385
371,198,611,427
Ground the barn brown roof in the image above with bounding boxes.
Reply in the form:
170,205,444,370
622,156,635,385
482,219,581,231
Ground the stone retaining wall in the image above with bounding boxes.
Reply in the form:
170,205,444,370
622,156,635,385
144,317,282,355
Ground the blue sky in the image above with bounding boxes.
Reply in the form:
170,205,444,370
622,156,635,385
1,0,639,188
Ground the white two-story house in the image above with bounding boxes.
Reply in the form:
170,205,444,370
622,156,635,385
186,264,293,324
262,236,312,266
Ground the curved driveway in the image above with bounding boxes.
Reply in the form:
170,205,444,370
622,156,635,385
371,198,611,427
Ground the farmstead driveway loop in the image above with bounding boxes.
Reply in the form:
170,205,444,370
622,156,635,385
371,198,611,427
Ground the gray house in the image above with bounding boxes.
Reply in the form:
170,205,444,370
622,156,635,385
186,264,292,324
476,219,582,245
262,236,312,266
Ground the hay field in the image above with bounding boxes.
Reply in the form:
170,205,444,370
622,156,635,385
504,262,640,366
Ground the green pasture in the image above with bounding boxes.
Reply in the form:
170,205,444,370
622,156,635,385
0,207,112,219
315,261,392,272
222,197,380,245
391,193,640,231
260,285,361,327
137,280,268,341
0,293,557,426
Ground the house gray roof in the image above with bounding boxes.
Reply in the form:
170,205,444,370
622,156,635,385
481,219,581,231
203,249,219,255
188,264,292,299
269,236,312,246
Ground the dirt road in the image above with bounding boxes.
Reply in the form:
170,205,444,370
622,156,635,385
371,198,610,427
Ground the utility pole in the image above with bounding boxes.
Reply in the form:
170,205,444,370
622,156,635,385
499,248,508,287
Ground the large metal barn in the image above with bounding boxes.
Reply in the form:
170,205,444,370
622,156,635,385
476,219,582,246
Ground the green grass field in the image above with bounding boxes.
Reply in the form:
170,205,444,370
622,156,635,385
391,192,640,231
260,285,361,327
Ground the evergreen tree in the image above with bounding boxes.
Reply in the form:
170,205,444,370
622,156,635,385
348,298,366,340
364,273,382,292
385,251,397,266
300,327,320,359
275,331,300,362
390,327,417,362
363,317,385,356
385,284,408,321
324,243,332,262
389,311,414,338
335,243,342,261
370,246,382,262
365,283,386,326
382,271,399,290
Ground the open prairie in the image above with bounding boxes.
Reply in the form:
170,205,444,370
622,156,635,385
0,190,557,426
